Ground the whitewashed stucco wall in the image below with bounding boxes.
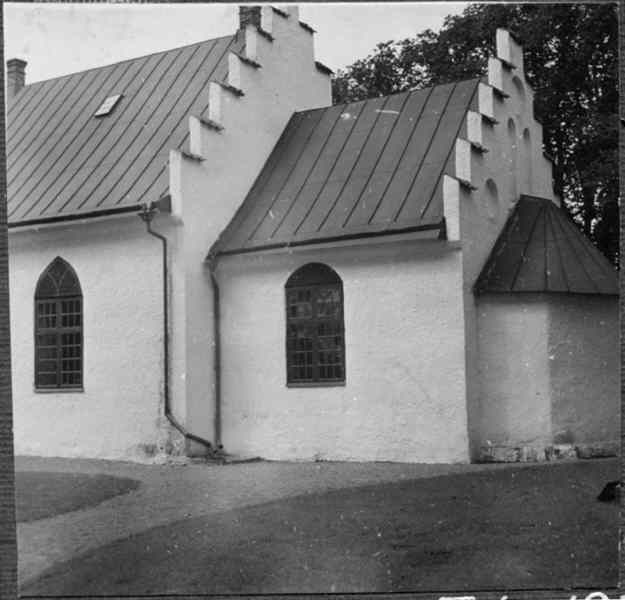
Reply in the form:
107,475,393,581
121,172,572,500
547,294,619,445
475,293,619,452
9,216,170,460
216,238,470,463
475,295,552,449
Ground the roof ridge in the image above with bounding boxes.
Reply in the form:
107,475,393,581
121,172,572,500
13,34,236,89
292,76,483,114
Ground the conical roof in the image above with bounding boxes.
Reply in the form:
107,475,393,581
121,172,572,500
475,195,618,295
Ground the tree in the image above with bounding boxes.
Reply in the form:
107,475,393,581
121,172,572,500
332,4,619,265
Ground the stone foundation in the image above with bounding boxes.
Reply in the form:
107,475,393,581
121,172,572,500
478,441,618,463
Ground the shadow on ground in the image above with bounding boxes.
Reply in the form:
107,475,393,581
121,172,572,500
21,459,618,595
15,471,140,522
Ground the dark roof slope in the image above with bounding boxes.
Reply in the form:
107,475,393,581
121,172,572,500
7,34,243,225
475,195,618,295
212,78,480,255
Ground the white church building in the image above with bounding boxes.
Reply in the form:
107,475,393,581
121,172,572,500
6,6,618,463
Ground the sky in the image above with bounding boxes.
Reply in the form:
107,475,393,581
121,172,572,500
3,3,467,84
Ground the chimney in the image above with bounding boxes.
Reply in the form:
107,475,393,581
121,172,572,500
7,58,27,100
239,5,261,30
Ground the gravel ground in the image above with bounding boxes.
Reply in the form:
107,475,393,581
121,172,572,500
15,455,619,594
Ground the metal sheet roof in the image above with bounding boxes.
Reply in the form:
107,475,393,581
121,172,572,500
7,34,243,225
475,195,618,295
212,78,480,255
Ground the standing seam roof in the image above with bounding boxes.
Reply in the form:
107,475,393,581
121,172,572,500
474,195,618,295
7,33,243,224
212,78,480,255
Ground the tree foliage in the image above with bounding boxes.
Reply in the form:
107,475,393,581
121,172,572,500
332,4,619,264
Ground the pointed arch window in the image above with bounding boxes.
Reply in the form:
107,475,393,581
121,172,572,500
34,257,83,390
285,263,345,386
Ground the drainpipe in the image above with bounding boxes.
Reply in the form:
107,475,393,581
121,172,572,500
138,203,216,454
206,253,223,450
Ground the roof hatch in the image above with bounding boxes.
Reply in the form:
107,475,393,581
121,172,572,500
94,94,122,117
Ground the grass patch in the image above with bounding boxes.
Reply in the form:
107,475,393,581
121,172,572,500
16,471,140,522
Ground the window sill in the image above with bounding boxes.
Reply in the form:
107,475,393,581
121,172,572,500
34,387,84,394
287,381,346,388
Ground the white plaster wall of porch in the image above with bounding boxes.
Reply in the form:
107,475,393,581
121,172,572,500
214,237,470,464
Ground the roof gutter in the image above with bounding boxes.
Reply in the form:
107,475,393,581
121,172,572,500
138,199,218,456
210,222,445,259
10,204,144,229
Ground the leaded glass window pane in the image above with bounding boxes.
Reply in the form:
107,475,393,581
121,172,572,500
285,263,345,385
35,258,83,389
